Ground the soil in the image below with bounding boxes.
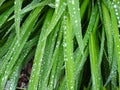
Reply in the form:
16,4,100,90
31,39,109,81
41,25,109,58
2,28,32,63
17,60,33,89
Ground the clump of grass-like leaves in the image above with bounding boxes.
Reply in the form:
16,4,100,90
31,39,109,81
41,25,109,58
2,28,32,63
0,0,120,90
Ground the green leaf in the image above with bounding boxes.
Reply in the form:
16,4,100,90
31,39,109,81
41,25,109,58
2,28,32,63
28,8,54,90
0,6,43,90
0,7,14,28
102,2,113,67
67,0,83,54
63,14,75,90
14,0,22,39
89,10,102,90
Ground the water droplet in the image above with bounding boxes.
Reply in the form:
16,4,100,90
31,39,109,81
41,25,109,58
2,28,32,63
70,86,73,89
64,26,67,30
112,2,114,5
118,24,120,28
63,43,67,47
118,52,120,54
118,25,120,28
52,75,54,78
75,20,78,23
14,1,16,5
71,56,73,59
73,11,76,14
114,4,117,8
117,16,120,20
118,21,120,24
64,58,68,61
71,0,75,5
63,16,67,19
116,12,119,15
63,2,67,6
117,45,119,47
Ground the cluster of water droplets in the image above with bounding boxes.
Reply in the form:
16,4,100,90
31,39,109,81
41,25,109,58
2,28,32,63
63,16,68,62
55,0,59,8
112,1,120,28
70,0,80,25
